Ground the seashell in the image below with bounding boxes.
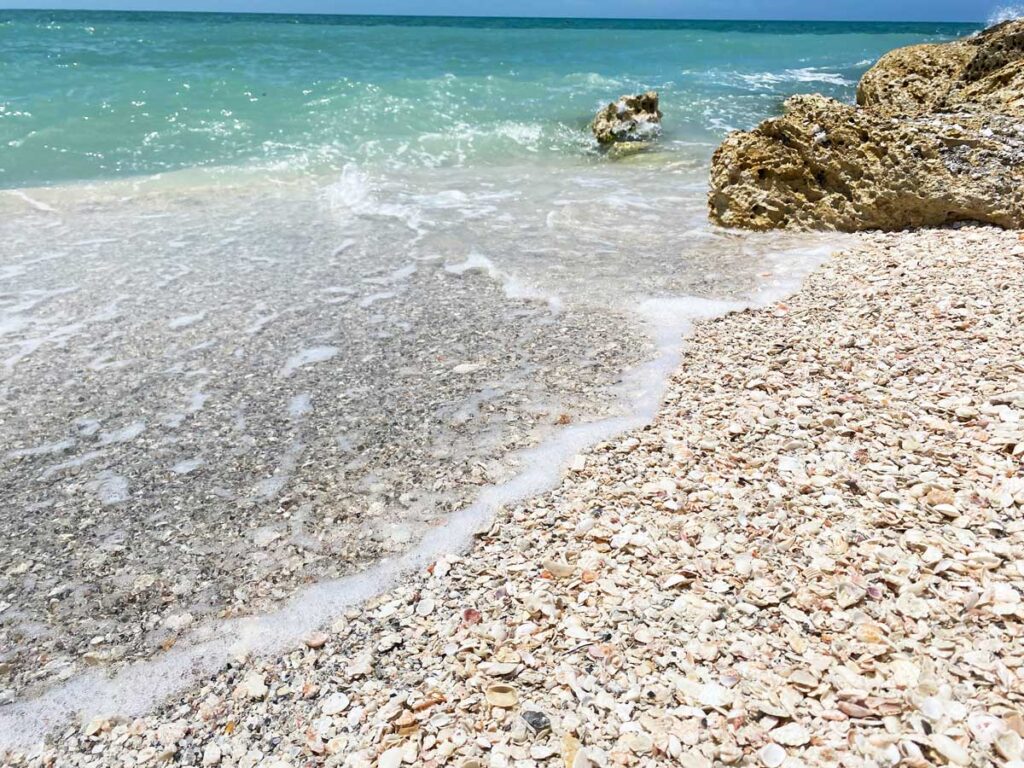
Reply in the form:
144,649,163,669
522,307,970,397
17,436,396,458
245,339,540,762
624,732,653,754
770,722,810,746
838,700,876,719
734,554,753,576
563,733,581,768
995,731,1023,761
787,669,818,689
562,617,592,640
930,734,970,766
494,647,521,664
677,751,711,768
697,682,733,708
758,743,786,768
478,661,518,677
485,684,518,708
322,692,351,715
756,701,790,718
895,593,931,619
305,631,329,649
543,558,574,579
967,713,1005,744
855,621,887,644
377,747,403,768
1003,712,1024,737
919,697,945,721
836,582,865,608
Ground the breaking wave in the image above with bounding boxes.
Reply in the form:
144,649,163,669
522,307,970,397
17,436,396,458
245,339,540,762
736,68,854,90
989,5,1024,23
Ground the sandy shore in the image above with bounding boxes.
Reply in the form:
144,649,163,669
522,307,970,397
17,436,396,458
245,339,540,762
5,225,1024,766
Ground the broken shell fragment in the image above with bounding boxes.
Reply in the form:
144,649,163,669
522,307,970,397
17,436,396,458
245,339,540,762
485,684,519,708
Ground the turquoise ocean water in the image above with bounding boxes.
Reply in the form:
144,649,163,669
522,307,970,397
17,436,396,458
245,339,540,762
0,13,977,188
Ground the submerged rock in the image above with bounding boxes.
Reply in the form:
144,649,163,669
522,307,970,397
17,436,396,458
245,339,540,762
709,20,1024,232
591,91,662,146
708,94,1024,231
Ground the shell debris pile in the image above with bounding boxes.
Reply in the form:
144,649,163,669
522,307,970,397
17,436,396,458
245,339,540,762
7,225,1024,767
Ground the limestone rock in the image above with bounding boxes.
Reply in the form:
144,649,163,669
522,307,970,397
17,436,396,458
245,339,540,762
591,91,662,146
710,20,1024,232
858,19,1024,116
708,94,1024,231
856,42,975,115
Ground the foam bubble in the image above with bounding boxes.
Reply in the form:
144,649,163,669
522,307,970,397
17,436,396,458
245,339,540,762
358,291,396,309
98,421,146,446
253,440,305,500
168,311,206,330
39,450,106,480
89,471,129,505
280,346,338,378
170,457,204,475
4,439,76,462
287,393,313,419
4,189,57,213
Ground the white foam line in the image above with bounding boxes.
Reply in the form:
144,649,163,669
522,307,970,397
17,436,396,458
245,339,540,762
445,252,564,314
5,190,57,213
0,243,839,753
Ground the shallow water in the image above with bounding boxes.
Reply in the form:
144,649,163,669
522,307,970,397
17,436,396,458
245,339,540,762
0,11,973,725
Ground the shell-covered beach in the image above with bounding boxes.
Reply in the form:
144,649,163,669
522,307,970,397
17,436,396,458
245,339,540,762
7,225,1023,767
3,10,1024,768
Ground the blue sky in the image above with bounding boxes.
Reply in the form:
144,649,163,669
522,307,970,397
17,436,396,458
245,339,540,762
0,0,1007,22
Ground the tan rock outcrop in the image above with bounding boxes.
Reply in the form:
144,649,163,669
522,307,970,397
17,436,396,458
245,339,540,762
857,19,1024,117
591,91,662,146
709,20,1024,232
855,42,974,114
708,94,1024,232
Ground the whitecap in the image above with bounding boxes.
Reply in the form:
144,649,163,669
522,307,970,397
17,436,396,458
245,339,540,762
735,67,853,90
